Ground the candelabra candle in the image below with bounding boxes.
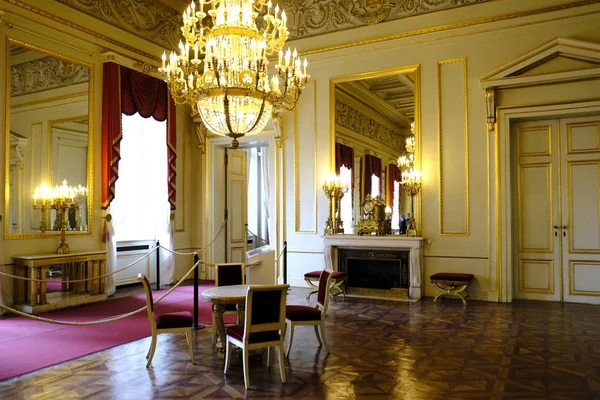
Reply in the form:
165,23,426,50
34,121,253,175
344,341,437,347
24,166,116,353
32,180,88,252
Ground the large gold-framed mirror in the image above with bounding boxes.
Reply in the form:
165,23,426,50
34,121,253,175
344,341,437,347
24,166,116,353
330,65,420,235
5,39,93,238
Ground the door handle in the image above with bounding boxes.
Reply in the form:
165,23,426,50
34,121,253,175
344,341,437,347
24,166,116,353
553,225,559,229
562,225,567,229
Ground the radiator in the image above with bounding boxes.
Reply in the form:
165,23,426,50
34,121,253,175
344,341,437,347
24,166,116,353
114,240,157,286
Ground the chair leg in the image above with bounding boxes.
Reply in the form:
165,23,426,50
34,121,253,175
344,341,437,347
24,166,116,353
319,321,330,353
266,347,270,368
224,338,232,375
278,343,287,383
186,330,196,365
305,278,319,300
146,333,157,368
243,347,250,389
314,324,323,346
286,322,295,358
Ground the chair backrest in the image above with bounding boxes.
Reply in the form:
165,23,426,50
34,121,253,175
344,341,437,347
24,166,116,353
243,284,289,342
317,269,334,317
137,273,156,328
215,263,245,287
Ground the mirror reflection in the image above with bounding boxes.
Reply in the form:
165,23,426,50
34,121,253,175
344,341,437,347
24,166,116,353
334,67,418,235
6,41,91,236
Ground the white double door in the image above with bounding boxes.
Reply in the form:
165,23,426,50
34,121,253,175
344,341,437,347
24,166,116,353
512,116,600,304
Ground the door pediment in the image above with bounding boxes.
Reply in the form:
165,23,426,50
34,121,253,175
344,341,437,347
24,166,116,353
479,38,600,89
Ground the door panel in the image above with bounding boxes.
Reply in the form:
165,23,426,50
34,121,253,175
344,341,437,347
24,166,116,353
512,120,560,301
226,149,247,263
561,117,600,304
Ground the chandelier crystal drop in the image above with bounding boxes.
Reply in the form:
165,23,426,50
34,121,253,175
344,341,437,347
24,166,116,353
159,0,310,148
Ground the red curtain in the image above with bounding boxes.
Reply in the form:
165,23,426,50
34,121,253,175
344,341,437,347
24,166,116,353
101,62,177,210
387,164,401,208
101,62,122,210
336,142,354,211
363,155,381,197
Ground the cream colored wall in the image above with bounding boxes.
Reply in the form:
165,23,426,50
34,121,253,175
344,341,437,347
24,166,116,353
283,1,600,300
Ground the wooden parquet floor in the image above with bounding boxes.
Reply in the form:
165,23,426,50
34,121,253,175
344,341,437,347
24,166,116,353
1,287,600,399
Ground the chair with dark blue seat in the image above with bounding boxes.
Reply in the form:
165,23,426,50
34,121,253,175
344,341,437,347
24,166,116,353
224,284,289,389
285,269,334,358
138,273,195,368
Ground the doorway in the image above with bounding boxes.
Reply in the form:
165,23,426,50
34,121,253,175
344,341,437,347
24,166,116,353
511,115,600,303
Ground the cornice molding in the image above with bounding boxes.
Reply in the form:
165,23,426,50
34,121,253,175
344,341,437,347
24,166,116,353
54,0,181,50
282,0,492,40
11,55,89,96
335,99,403,152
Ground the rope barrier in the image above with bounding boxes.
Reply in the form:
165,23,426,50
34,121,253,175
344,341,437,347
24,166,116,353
0,259,201,326
274,242,287,263
160,219,227,257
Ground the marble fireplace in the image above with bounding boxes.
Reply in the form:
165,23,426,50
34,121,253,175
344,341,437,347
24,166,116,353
323,235,424,301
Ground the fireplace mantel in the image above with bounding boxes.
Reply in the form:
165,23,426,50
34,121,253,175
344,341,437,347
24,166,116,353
323,235,425,300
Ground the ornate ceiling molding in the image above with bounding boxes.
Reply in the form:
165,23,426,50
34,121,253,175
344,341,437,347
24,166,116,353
11,56,89,97
281,0,493,40
54,0,181,50
336,99,403,152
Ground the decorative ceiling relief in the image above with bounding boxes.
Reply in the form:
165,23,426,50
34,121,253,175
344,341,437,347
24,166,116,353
54,0,181,50
280,0,493,39
336,100,404,152
11,56,89,96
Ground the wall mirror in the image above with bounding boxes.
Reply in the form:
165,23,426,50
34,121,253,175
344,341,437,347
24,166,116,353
5,39,93,238
331,66,420,235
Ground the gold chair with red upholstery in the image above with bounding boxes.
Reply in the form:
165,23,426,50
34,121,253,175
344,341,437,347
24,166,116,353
285,269,334,358
224,284,289,390
304,269,347,301
213,263,245,343
138,273,195,368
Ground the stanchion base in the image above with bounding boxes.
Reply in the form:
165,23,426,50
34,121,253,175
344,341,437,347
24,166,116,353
194,324,206,330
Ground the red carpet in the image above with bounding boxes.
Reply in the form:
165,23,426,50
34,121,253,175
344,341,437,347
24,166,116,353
0,281,234,381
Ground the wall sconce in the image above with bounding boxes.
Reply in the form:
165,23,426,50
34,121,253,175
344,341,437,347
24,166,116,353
322,176,348,235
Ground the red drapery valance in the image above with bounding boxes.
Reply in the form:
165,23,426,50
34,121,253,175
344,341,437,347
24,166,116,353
101,62,177,210
363,154,381,198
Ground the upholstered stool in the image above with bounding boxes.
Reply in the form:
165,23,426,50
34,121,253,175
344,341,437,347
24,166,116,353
304,270,348,301
430,272,474,305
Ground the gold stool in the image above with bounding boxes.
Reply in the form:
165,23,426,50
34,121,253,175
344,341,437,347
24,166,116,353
304,271,347,301
430,272,474,306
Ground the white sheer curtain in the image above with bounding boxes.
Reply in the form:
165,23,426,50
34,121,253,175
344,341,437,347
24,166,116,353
260,145,272,245
107,113,174,287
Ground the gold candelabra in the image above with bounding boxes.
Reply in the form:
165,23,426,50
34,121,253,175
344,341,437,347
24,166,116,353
33,180,88,254
322,177,348,235
400,169,422,237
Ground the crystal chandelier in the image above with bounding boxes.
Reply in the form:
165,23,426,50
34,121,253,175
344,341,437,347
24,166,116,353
159,0,310,148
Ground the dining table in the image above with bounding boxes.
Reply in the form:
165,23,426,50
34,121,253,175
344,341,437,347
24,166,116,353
201,284,249,355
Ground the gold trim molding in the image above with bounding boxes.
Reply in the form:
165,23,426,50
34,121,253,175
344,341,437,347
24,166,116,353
437,58,469,236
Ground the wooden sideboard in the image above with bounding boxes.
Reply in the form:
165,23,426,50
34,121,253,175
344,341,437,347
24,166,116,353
13,251,108,314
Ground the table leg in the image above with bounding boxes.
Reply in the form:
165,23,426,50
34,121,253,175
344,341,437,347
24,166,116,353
39,266,47,304
213,303,226,356
28,267,38,305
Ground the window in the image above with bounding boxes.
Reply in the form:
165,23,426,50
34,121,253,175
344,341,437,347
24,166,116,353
111,113,169,241
371,174,380,198
339,165,353,233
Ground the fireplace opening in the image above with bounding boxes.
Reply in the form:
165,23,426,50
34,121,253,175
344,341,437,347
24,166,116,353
338,248,409,298
347,259,403,290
